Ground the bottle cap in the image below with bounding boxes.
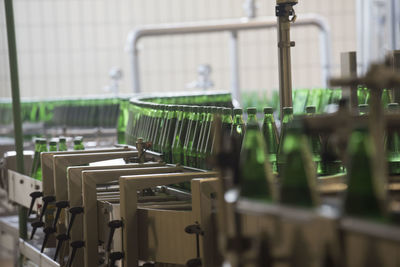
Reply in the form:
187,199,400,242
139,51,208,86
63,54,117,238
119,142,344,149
282,107,293,115
305,106,316,114
223,108,232,115
358,104,369,114
183,106,191,112
39,139,47,145
73,136,83,144
263,107,273,114
233,108,243,115
49,140,57,146
247,107,257,115
59,136,66,142
388,103,399,111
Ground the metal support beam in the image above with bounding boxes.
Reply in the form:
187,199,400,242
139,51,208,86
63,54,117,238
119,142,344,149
276,0,297,117
340,51,358,110
4,0,27,241
229,31,241,107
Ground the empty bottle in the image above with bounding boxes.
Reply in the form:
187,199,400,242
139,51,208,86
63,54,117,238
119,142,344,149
279,122,319,207
344,128,386,220
240,107,275,201
262,107,279,173
186,106,206,167
183,106,200,166
30,138,41,177
358,104,369,115
231,108,245,149
58,136,67,151
277,107,294,175
73,136,84,150
161,105,177,163
172,106,191,164
386,103,400,174
221,108,233,136
49,140,58,152
33,139,48,181
305,106,322,174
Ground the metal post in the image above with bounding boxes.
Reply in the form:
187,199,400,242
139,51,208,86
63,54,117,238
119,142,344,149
340,51,358,110
4,0,28,242
276,0,297,118
389,50,400,103
229,31,241,107
131,45,141,94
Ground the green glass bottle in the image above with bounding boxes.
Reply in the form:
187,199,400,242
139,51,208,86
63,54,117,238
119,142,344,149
277,107,294,175
196,106,212,169
305,106,322,174
33,139,48,181
171,105,184,162
161,105,177,163
319,89,332,113
246,107,259,129
358,104,369,115
344,128,386,220
172,106,190,164
231,108,245,149
386,103,400,174
59,136,67,151
262,107,279,173
221,108,233,136
187,106,206,168
330,89,342,105
154,105,167,152
205,107,221,169
293,89,309,114
381,89,391,108
30,138,41,177
280,122,319,207
73,136,84,150
184,106,200,167
117,98,129,144
49,140,58,152
239,107,275,201
306,89,322,112
199,107,218,170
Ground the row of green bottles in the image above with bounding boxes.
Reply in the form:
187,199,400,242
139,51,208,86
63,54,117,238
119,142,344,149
239,117,391,223
357,102,400,175
386,103,400,174
30,136,81,180
126,103,241,170
240,86,396,117
145,93,232,107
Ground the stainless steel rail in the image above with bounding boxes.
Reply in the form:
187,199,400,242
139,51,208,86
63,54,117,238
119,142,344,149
126,14,332,105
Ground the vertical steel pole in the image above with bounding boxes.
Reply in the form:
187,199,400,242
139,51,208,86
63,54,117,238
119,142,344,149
4,0,28,240
340,51,358,110
229,31,241,107
276,0,297,119
131,46,141,94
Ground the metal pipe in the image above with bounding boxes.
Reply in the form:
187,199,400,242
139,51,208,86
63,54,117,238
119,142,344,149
229,31,241,107
276,3,295,113
126,14,332,101
4,0,28,241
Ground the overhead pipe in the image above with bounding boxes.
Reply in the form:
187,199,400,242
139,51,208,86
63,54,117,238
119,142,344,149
126,13,332,106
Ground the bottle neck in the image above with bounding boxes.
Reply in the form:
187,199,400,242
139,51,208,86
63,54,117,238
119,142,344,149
234,114,244,125
247,114,258,125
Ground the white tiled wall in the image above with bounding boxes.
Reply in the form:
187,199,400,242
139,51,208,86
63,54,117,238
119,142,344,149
0,0,357,99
